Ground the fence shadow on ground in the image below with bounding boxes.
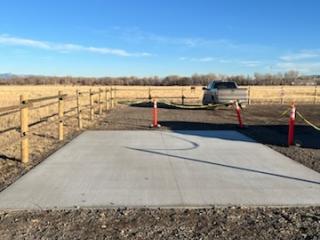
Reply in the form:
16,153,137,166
159,121,320,150
0,154,20,162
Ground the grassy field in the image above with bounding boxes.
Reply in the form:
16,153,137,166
1,85,318,106
248,85,319,104
113,85,319,104
0,85,318,134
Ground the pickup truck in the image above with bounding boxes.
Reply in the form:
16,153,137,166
202,81,248,105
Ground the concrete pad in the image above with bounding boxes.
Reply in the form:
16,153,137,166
0,130,320,209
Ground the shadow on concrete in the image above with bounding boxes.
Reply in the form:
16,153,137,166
159,121,320,150
126,146,320,186
152,132,200,151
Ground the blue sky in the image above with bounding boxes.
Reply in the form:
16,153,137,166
0,0,320,77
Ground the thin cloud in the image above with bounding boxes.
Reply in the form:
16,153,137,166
149,35,234,48
276,61,320,73
113,27,268,51
180,56,263,67
218,59,232,63
239,60,262,67
179,57,215,62
0,34,51,49
276,50,320,73
280,50,320,61
0,34,151,57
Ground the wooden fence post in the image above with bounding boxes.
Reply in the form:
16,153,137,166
90,89,94,120
111,88,114,108
314,86,318,104
20,94,29,163
98,88,102,115
280,86,284,104
114,88,117,106
58,91,64,141
106,88,110,110
181,88,185,105
247,86,251,105
76,90,82,129
148,87,152,101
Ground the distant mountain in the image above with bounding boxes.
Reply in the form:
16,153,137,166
0,73,16,79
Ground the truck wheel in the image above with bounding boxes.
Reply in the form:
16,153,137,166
202,97,208,105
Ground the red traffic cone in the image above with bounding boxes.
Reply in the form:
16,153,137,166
150,99,161,128
288,103,296,146
235,101,244,128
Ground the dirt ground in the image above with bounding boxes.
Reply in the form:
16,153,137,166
0,103,319,239
1,207,320,240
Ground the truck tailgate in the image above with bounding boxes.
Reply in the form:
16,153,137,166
216,88,248,103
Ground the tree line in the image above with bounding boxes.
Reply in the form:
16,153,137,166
0,71,319,86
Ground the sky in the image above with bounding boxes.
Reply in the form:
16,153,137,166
0,0,320,77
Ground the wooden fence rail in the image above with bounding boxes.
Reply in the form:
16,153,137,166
0,87,116,163
111,85,319,105
247,86,319,104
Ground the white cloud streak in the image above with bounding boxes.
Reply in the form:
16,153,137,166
276,61,320,73
239,60,262,67
180,57,262,67
113,27,269,51
0,34,151,57
179,57,215,62
280,50,320,61
276,49,320,73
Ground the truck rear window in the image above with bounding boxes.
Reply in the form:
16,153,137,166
214,82,237,89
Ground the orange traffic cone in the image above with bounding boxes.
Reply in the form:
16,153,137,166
151,99,161,128
235,101,244,128
288,103,296,146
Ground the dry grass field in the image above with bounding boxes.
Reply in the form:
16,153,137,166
0,85,318,106
0,85,318,132
249,85,319,104
101,85,320,104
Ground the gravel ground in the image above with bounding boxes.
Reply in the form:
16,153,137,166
0,207,319,239
0,103,319,239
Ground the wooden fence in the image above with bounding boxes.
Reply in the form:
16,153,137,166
0,87,203,164
113,87,199,105
0,85,319,164
0,88,116,163
112,85,319,105
248,86,319,104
